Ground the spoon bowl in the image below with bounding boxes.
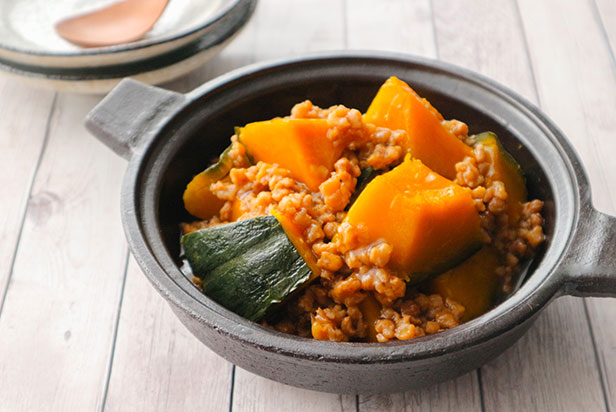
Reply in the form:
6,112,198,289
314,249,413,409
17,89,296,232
55,0,169,48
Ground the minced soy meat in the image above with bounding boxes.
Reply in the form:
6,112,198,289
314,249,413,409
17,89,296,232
182,100,545,342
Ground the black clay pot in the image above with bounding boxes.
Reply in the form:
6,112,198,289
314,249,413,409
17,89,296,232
85,52,616,394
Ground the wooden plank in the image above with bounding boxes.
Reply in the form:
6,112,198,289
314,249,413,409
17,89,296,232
522,1,616,411
481,298,606,412
232,371,356,412
226,0,358,409
0,79,55,306
475,0,616,410
586,296,616,412
106,1,350,409
0,93,128,412
166,0,344,91
432,0,537,101
431,1,609,411
359,372,481,412
103,258,234,412
0,2,611,412
105,1,348,409
594,0,616,63
110,1,354,411
163,0,259,93
250,0,344,60
518,0,616,214
102,21,256,412
101,13,262,411
345,0,436,58
347,1,482,410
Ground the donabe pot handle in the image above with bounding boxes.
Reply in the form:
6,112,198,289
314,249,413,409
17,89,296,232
85,78,186,160
560,205,616,297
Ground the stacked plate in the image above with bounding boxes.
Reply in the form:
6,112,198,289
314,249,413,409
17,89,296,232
0,0,256,93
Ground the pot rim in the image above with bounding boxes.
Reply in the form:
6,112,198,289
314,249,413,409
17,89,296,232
121,51,586,363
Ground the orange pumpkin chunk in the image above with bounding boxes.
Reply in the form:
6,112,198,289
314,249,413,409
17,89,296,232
183,172,226,219
364,76,472,179
183,145,234,219
359,293,382,343
272,208,321,282
425,247,502,322
476,132,527,224
238,118,342,192
344,156,483,281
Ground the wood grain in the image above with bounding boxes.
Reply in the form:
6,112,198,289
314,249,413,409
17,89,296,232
185,1,354,410
432,0,537,101
518,0,616,411
0,93,128,411
481,297,606,411
518,0,616,214
225,1,358,410
347,1,482,410
0,0,614,410
232,370,356,412
586,296,616,412
163,1,258,93
250,0,344,60
345,0,436,58
104,259,234,412
101,7,270,410
101,11,262,412
594,0,616,63
0,80,55,307
471,0,616,410
359,372,481,412
432,1,608,411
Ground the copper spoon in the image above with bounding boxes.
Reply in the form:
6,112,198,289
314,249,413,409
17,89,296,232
55,0,169,48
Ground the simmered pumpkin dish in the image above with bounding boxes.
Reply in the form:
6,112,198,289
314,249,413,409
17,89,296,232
180,77,545,343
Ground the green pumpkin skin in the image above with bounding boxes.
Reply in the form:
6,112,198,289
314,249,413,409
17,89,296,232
182,144,235,219
181,216,312,321
474,131,527,223
346,167,380,210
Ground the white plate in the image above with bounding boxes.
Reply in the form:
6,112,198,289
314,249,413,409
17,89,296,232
0,0,239,68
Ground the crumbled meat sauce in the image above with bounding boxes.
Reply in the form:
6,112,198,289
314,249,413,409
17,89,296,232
182,100,545,342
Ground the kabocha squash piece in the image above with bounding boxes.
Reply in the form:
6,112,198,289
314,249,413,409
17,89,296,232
359,293,382,343
183,144,234,219
237,118,342,192
181,216,313,321
475,132,527,223
344,155,483,282
363,76,473,180
424,247,502,322
271,209,320,281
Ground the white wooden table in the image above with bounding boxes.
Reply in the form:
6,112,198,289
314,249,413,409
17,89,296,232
1,0,615,410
